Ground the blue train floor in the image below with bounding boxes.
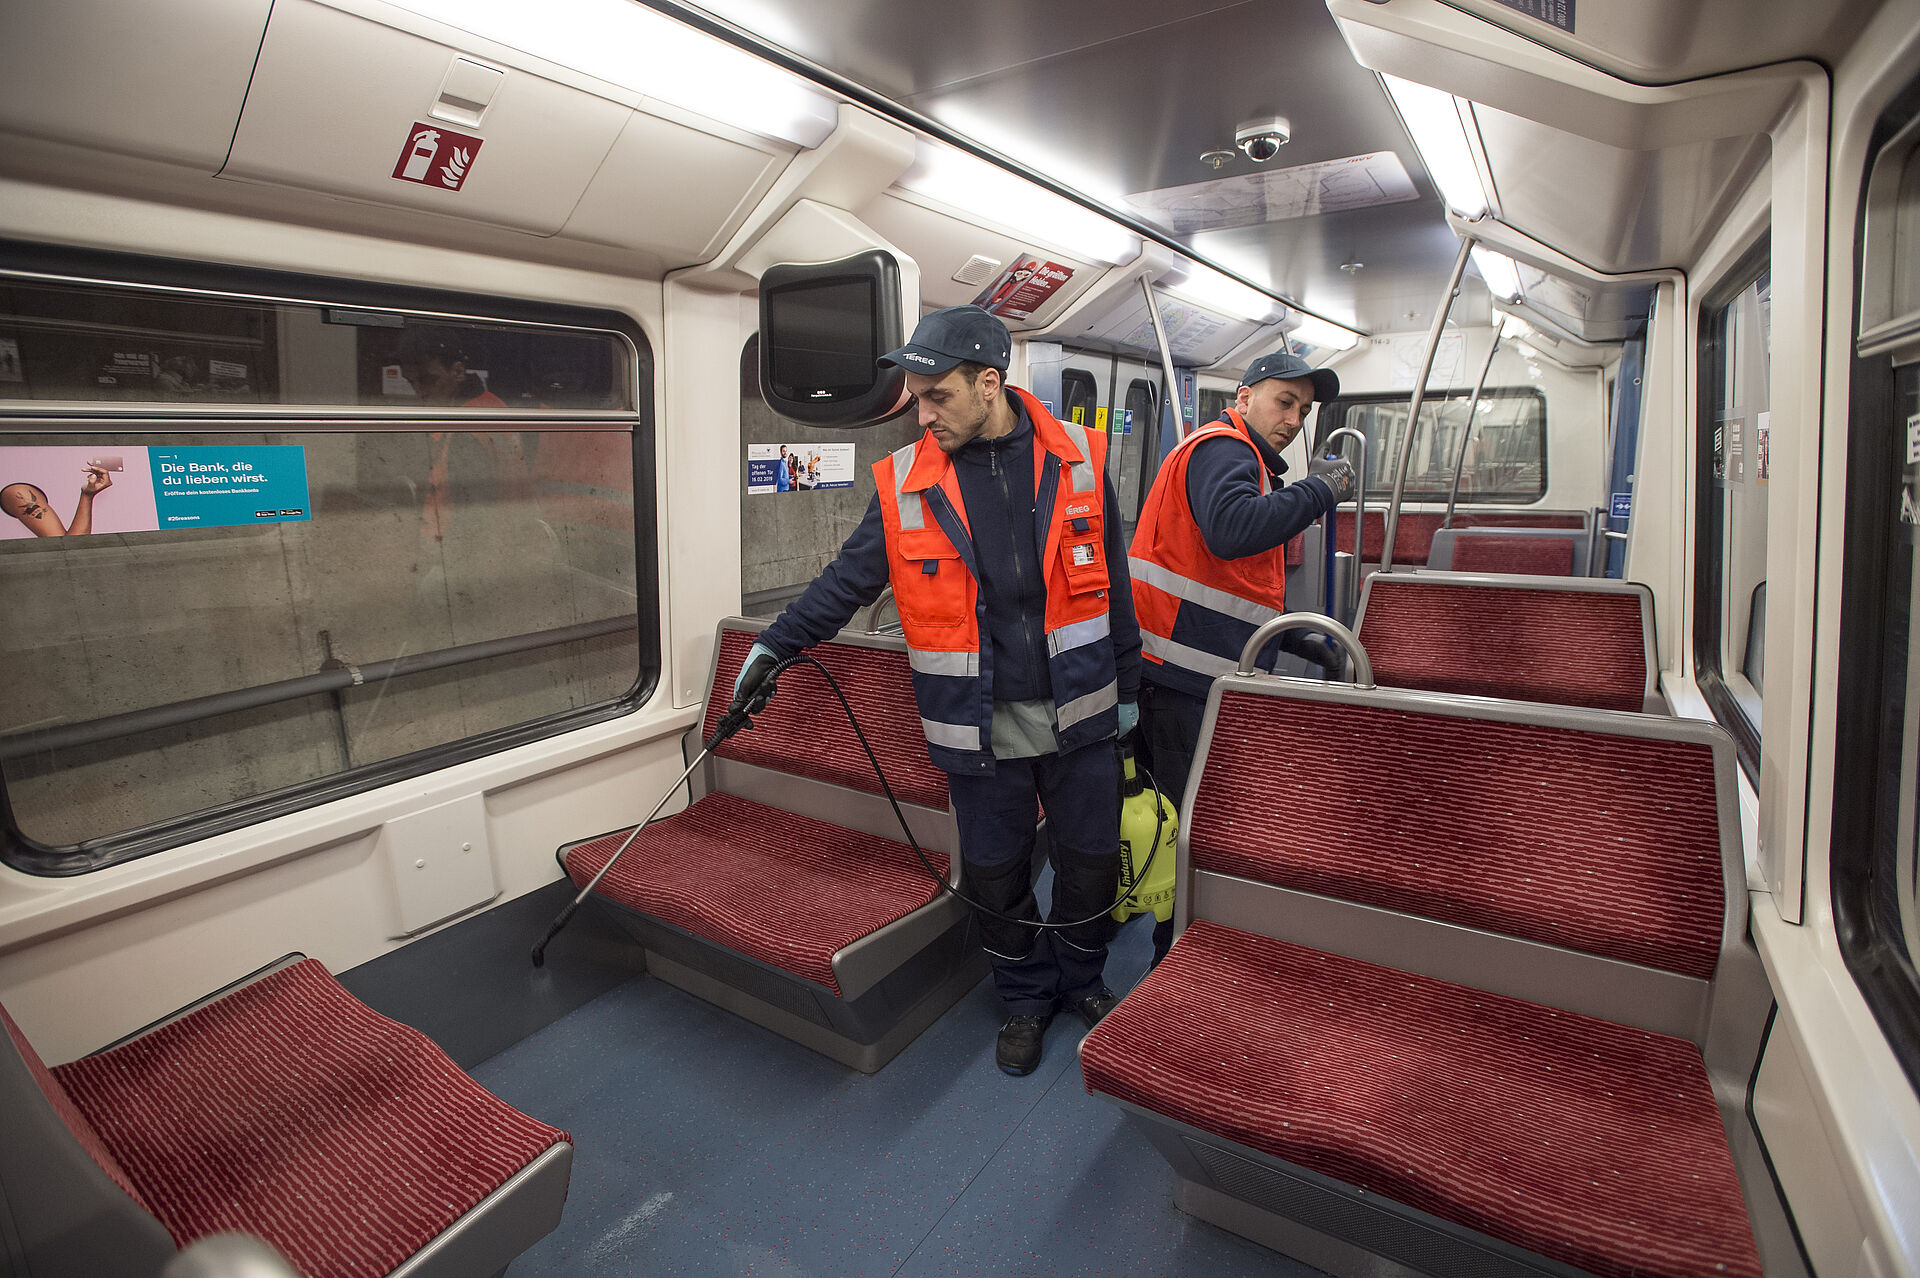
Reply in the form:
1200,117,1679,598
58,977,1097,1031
474,883,1329,1278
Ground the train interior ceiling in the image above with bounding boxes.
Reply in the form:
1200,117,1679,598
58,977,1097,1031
2,0,1919,1275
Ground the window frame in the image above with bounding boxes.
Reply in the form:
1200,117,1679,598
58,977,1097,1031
1691,237,1772,781
1324,386,1551,505
0,240,660,876
1832,77,1920,1096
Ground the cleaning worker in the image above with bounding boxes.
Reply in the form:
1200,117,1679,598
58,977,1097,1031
733,304,1142,1077
1128,348,1356,961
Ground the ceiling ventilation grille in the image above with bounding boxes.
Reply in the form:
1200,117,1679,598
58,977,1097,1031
951,255,1003,287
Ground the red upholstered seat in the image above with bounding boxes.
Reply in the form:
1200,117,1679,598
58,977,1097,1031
564,791,949,995
1360,580,1648,711
2,1005,152,1212
50,960,568,1278
1081,921,1760,1278
1451,532,1576,575
703,629,948,811
1192,692,1724,977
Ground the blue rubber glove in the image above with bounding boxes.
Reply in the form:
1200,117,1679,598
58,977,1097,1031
1117,699,1139,737
730,641,780,714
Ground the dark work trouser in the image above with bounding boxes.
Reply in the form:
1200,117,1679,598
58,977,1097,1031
949,738,1121,1018
1136,679,1210,963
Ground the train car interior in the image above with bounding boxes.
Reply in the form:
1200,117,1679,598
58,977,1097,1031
2,0,1919,1274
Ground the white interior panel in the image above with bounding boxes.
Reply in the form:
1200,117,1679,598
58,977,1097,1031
562,109,792,262
222,0,627,236
0,0,271,171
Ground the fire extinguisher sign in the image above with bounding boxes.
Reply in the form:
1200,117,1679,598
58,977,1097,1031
391,121,484,192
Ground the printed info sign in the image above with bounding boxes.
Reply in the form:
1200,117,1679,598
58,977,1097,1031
0,445,310,540
748,443,856,495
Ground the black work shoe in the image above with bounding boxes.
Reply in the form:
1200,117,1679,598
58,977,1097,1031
1071,988,1121,1029
995,1014,1052,1076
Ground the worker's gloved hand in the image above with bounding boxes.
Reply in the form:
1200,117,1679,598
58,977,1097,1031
1305,454,1357,506
1278,628,1345,675
1117,699,1139,737
730,641,781,715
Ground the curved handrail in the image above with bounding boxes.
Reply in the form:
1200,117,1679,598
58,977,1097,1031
1381,236,1474,573
862,587,898,635
1321,425,1370,620
1442,330,1503,529
1236,613,1374,687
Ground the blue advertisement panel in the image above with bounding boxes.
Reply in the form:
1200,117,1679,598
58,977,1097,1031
150,447,311,529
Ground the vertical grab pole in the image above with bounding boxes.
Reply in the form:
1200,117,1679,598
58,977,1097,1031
1442,328,1504,529
1321,426,1370,619
1381,237,1474,573
1142,277,1188,442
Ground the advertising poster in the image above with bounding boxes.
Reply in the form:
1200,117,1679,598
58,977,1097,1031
0,445,310,540
747,442,856,495
973,257,1074,321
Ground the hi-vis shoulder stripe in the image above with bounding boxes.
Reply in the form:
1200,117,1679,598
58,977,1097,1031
1127,557,1283,627
1057,420,1098,494
1181,423,1270,493
890,443,923,530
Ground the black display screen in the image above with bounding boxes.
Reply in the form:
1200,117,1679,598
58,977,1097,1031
765,277,877,402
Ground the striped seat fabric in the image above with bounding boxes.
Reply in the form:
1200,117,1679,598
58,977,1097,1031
564,791,949,995
1450,532,1576,575
1359,579,1649,711
1192,691,1723,976
702,628,948,811
1081,922,1761,1278
49,959,569,1278
1286,511,1585,567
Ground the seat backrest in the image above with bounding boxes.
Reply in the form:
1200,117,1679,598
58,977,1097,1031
1356,573,1656,712
1447,530,1577,575
1318,509,1588,566
701,622,949,812
1186,684,1733,982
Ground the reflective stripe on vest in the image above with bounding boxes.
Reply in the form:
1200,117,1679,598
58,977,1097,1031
1141,631,1241,678
1127,556,1282,628
891,444,925,531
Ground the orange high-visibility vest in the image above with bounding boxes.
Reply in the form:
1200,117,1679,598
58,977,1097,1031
1128,409,1288,696
873,387,1120,771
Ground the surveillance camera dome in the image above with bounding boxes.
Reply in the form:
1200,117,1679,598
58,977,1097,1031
1235,116,1292,164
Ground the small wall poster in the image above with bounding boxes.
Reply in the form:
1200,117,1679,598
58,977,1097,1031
973,256,1074,321
748,442,856,495
0,445,311,540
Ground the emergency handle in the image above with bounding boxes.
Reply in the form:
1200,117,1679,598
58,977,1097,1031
1237,613,1374,687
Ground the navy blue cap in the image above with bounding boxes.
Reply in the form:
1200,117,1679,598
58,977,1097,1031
1241,349,1338,405
878,305,1012,375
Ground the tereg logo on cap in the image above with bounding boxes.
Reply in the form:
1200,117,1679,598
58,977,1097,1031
901,352,937,366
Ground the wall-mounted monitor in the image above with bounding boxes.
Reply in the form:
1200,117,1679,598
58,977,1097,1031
759,251,909,427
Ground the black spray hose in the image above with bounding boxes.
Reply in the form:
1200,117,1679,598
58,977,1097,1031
759,655,1167,933
530,651,1169,966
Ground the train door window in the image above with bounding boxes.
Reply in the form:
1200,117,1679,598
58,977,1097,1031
1694,242,1771,773
1117,377,1158,527
0,263,653,873
1197,386,1235,426
1059,368,1099,429
1327,389,1548,503
1835,86,1920,1088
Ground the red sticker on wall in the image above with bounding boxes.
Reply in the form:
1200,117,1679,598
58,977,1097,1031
391,121,484,191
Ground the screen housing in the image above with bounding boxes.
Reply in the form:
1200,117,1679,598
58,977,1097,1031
758,251,909,427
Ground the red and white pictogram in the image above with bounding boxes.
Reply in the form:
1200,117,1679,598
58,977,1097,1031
391,121,484,192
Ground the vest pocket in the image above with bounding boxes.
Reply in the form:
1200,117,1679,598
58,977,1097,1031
895,533,969,629
1059,511,1110,595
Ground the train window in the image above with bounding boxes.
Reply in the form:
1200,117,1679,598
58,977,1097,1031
0,269,652,873
1117,377,1158,526
1328,389,1548,503
1835,86,1920,1090
1694,243,1771,774
0,279,634,411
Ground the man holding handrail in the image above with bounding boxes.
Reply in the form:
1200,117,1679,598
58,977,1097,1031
1128,350,1355,961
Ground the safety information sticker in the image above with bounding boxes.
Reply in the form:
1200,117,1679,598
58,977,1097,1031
0,445,310,540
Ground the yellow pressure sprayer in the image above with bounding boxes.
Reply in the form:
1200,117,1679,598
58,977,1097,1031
1113,738,1178,924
